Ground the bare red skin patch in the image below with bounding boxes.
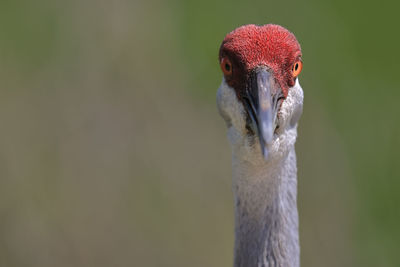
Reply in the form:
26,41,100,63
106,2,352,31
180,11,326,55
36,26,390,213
219,24,302,98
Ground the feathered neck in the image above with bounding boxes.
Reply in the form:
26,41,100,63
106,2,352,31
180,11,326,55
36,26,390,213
232,141,300,267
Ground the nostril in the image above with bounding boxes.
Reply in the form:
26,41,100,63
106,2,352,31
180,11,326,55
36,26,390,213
274,124,279,134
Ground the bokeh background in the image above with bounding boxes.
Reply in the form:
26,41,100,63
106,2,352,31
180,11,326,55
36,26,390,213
0,0,399,266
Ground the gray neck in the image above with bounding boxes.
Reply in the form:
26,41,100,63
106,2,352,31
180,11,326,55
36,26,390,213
232,147,299,267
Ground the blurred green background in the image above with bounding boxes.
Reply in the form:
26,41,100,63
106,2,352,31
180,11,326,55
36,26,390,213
0,0,399,266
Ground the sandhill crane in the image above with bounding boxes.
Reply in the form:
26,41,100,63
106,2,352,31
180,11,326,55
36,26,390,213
217,24,304,267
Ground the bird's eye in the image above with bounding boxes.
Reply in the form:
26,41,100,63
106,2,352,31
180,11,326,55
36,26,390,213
220,57,232,76
291,61,303,77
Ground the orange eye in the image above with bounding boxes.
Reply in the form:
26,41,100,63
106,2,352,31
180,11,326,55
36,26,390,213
292,61,303,77
220,57,232,76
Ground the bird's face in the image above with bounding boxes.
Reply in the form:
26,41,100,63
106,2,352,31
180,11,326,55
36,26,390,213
217,24,303,160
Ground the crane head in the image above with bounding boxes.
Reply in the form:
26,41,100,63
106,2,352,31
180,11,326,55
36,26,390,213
217,24,303,160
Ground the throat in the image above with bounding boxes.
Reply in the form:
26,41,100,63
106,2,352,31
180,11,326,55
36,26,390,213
232,149,299,267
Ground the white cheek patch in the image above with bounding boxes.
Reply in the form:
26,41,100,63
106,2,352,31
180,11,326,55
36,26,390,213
280,79,304,130
217,79,259,158
217,79,247,134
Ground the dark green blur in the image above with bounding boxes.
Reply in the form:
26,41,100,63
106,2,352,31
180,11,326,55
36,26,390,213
0,0,399,266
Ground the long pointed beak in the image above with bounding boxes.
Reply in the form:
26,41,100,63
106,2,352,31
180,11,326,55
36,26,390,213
243,67,283,159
